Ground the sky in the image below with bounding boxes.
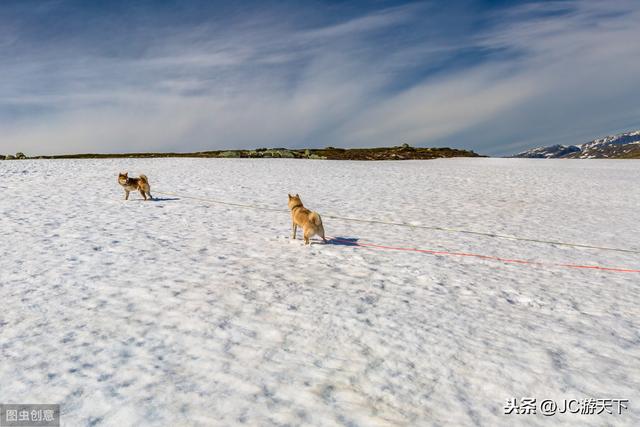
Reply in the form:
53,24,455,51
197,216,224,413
1,0,640,156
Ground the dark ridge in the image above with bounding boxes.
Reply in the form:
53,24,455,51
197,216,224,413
3,145,484,161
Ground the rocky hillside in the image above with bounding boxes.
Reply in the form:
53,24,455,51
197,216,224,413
513,130,640,159
6,145,481,161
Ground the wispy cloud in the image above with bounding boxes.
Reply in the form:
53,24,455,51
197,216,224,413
1,1,639,155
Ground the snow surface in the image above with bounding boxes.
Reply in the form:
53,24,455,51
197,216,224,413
1,158,639,426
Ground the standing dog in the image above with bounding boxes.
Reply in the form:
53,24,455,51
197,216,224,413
118,172,153,200
288,194,326,245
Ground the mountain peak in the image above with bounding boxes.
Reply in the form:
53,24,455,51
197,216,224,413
513,130,640,159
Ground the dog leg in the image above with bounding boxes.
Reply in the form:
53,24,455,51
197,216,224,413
147,191,153,200
139,189,147,200
125,190,130,200
303,230,311,245
291,222,297,239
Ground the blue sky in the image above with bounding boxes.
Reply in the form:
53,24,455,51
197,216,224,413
1,0,639,156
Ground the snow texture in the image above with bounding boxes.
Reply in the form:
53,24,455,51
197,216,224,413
1,158,639,426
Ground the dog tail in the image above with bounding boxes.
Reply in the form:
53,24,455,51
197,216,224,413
139,174,149,184
311,212,326,241
310,212,323,226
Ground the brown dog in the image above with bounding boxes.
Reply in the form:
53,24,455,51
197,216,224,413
118,172,152,200
288,194,326,245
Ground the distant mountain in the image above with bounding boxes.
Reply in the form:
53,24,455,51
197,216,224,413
513,130,640,159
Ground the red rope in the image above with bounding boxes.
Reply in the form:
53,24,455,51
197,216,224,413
328,237,640,273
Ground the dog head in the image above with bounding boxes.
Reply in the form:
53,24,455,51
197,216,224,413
118,172,128,185
288,193,302,210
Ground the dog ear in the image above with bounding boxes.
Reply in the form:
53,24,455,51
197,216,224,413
295,193,299,198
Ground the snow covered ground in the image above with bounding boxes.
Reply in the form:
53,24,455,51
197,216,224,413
1,158,639,426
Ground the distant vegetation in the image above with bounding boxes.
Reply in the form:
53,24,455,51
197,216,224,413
2,145,482,161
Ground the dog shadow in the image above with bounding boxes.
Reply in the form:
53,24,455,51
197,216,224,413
326,236,360,246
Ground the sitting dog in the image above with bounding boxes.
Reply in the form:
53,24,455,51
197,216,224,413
118,172,153,200
288,193,326,245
